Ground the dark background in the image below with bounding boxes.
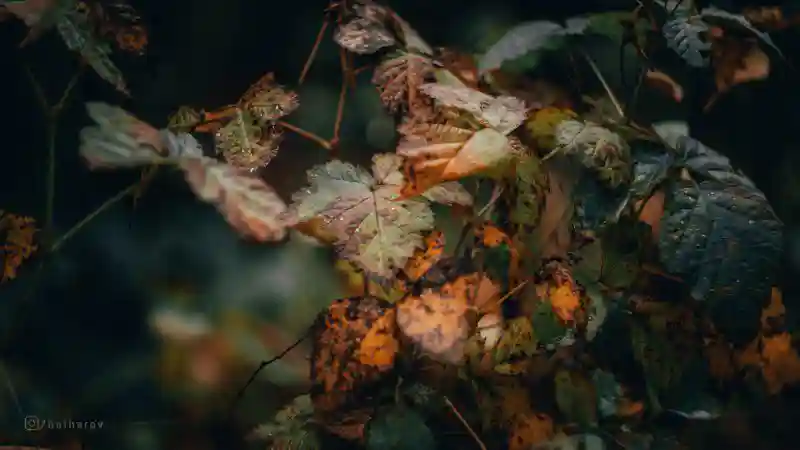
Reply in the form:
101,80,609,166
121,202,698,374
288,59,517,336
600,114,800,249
0,0,799,449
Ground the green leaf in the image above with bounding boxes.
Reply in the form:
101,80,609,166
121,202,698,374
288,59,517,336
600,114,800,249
660,137,782,342
366,406,436,450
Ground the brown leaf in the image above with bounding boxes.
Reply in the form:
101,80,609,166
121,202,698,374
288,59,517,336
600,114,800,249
311,297,399,412
645,70,684,102
396,285,471,364
372,52,434,114
402,230,446,282
0,212,38,282
179,157,293,241
537,158,576,259
707,38,771,110
509,413,555,450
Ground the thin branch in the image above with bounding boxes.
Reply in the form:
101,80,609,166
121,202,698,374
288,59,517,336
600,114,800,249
276,120,333,150
229,328,313,415
443,396,487,450
51,182,139,252
333,47,349,146
580,50,625,119
298,17,330,85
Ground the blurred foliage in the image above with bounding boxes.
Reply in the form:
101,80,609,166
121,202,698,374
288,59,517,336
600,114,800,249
2,0,800,450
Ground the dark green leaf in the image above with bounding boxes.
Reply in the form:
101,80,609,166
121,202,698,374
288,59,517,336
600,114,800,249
366,406,436,450
659,137,782,341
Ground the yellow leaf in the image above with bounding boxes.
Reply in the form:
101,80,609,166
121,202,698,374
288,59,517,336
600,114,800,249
524,107,578,150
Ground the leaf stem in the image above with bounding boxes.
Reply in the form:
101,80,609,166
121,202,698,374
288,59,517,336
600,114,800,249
298,16,330,85
580,50,625,119
51,182,139,252
276,120,333,150
443,396,487,450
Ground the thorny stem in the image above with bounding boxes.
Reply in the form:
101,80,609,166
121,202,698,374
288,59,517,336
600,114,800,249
443,396,487,450
276,120,333,150
580,50,625,119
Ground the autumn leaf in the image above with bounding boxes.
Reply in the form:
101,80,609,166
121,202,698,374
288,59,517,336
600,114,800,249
396,285,471,364
707,38,770,109
334,1,396,54
289,153,439,277
402,230,446,282
535,262,582,323
644,70,684,102
493,316,537,367
0,211,38,282
418,83,528,134
399,127,516,196
553,119,631,188
212,108,283,171
735,289,800,394
373,51,435,115
79,102,203,168
509,413,555,450
311,296,399,412
179,156,294,242
508,148,548,228
524,107,578,150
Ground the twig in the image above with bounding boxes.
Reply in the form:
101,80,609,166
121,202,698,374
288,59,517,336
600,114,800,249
443,396,487,450
298,17,330,85
496,279,529,307
625,66,647,119
580,50,625,119
229,328,313,415
51,182,140,252
23,66,85,246
276,120,333,150
333,47,350,147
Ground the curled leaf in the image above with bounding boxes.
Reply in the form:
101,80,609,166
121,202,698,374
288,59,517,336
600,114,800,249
399,127,515,196
180,156,293,242
79,103,203,168
644,70,684,102
334,2,395,54
418,83,527,134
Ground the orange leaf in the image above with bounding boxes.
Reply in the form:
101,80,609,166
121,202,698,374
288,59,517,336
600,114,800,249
311,297,399,412
706,38,771,110
536,261,582,323
636,188,665,240
0,211,38,282
402,230,446,281
509,413,555,450
644,70,684,102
